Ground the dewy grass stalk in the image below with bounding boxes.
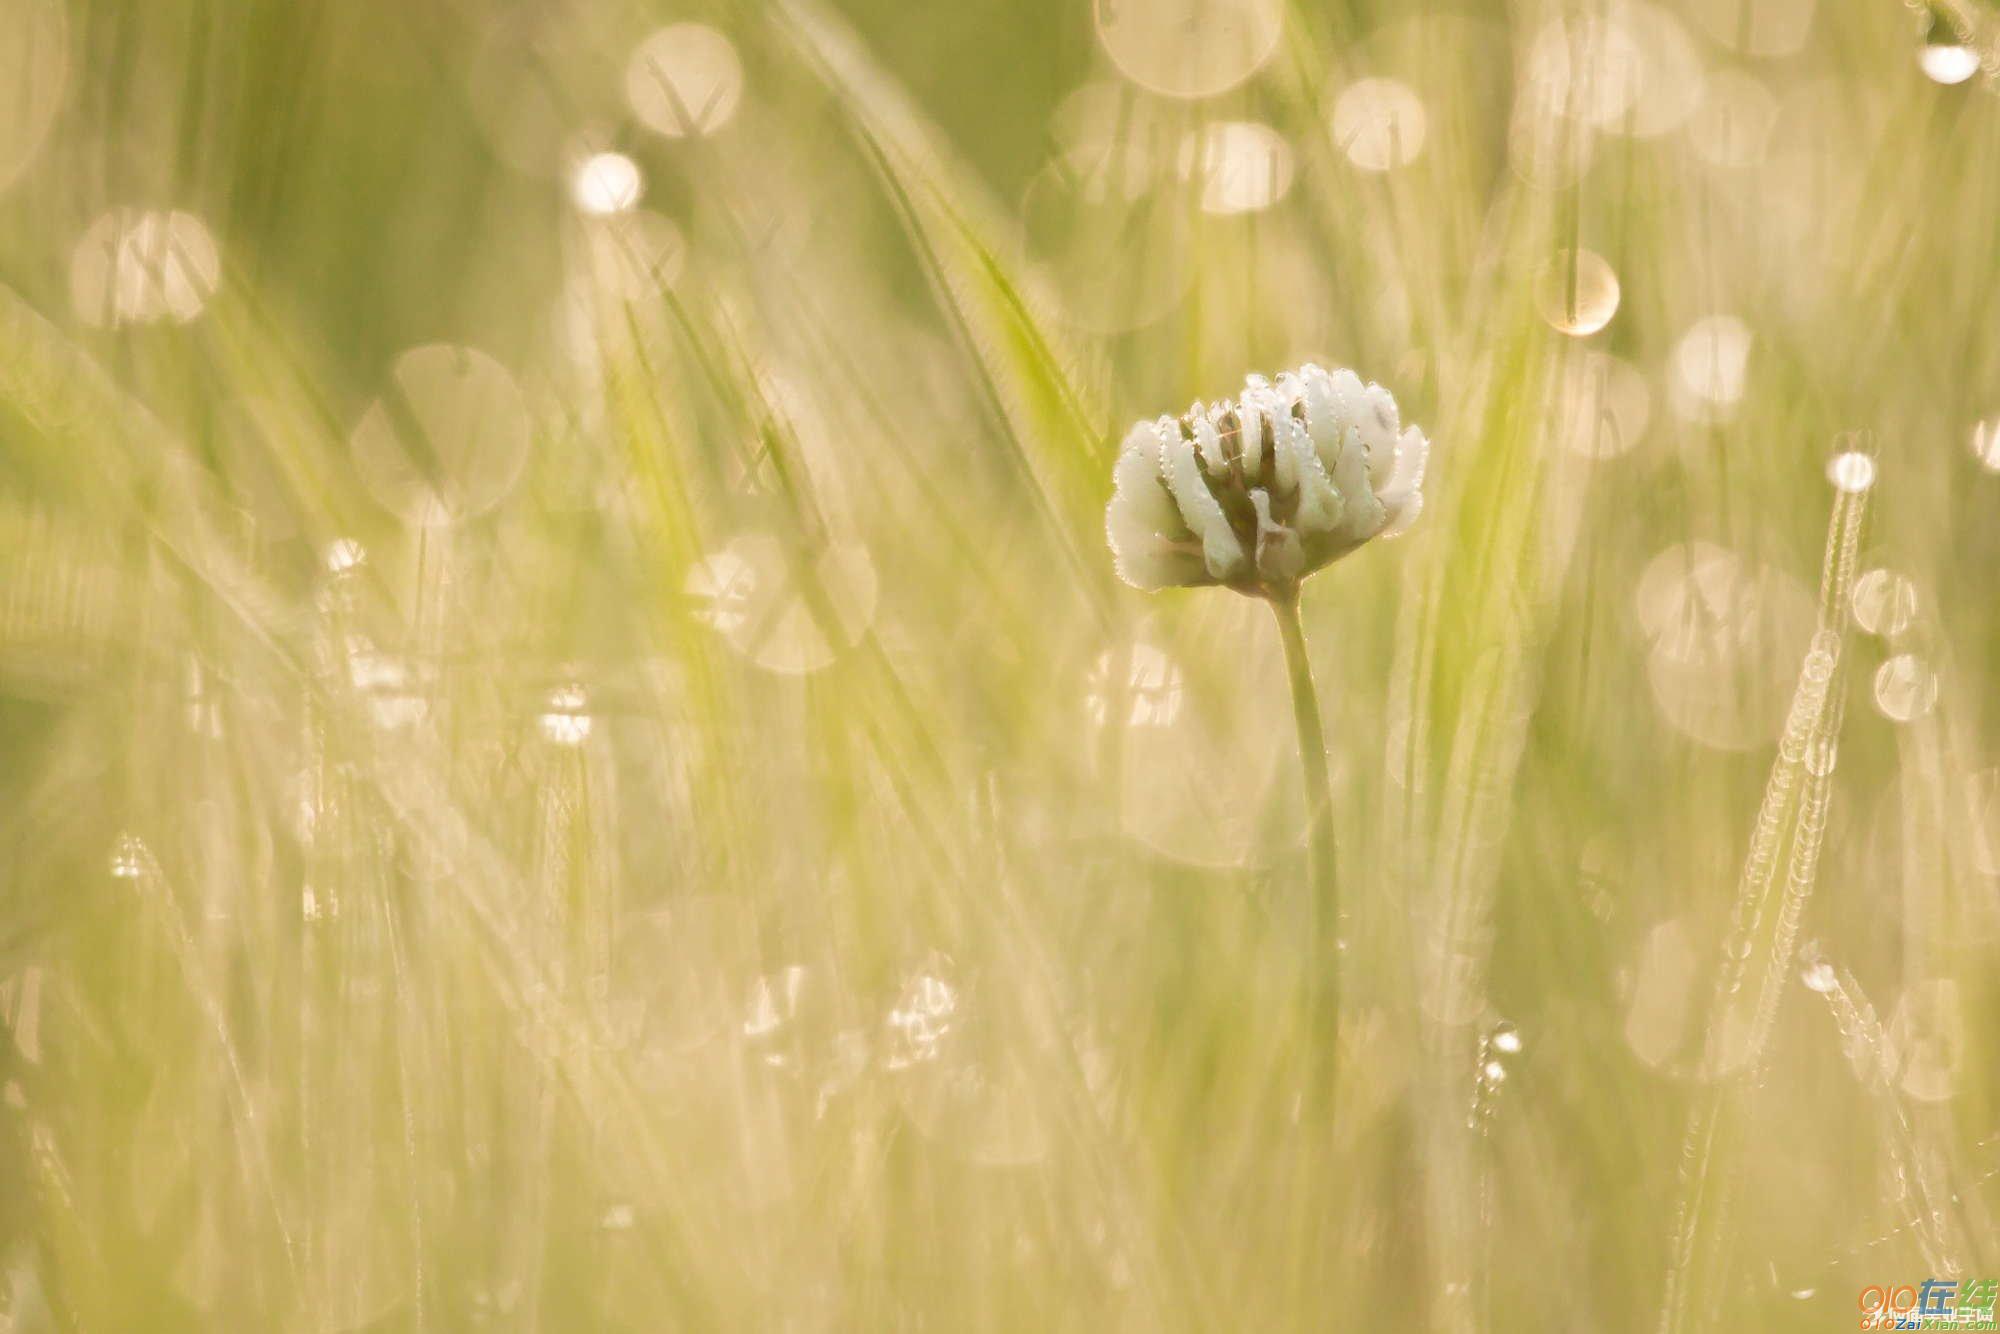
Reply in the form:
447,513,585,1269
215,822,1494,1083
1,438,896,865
1105,364,1429,1105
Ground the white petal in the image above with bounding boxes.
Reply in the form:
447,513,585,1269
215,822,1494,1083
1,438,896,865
1298,365,1347,473
1378,424,1430,511
1261,395,1298,494
1290,420,1342,535
1249,488,1303,583
1191,412,1228,475
1360,384,1402,487
1325,422,1384,546
1237,398,1265,479
1379,490,1424,539
1158,419,1245,581
1106,423,1200,589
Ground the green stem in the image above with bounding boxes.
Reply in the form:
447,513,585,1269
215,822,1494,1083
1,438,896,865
1269,586,1339,1102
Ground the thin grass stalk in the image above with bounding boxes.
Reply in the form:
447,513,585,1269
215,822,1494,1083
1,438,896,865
1659,482,1868,1333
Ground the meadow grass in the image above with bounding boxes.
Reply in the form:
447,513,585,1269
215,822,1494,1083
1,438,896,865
2,0,1999,1329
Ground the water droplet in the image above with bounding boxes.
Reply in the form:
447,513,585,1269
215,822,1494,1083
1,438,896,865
71,209,222,328
742,964,808,1040
1084,643,1185,729
1671,315,1753,417
1523,15,1647,127
1637,543,1816,750
571,151,642,215
350,344,531,526
1689,71,1777,168
1970,417,2000,471
1489,1021,1523,1054
537,683,592,746
1330,77,1426,171
1886,979,1965,1102
345,635,428,730
684,534,879,675
324,537,366,574
1800,959,1837,994
109,832,147,879
1920,43,1981,85
1873,654,1937,722
884,966,958,1070
1553,350,1650,459
1481,1058,1507,1083
1537,248,1620,336
1826,450,1875,494
1179,120,1293,214
627,24,743,138
1850,568,1917,637
1095,0,1283,101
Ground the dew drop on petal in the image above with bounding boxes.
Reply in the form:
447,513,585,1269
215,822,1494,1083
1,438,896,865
1872,653,1937,723
1095,0,1283,101
1537,248,1620,336
1331,77,1427,171
1849,568,1916,637
627,24,743,138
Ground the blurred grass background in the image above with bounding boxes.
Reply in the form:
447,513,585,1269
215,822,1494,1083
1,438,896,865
2,0,1999,1328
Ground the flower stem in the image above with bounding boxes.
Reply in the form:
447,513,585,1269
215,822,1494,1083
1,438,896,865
1269,586,1339,1103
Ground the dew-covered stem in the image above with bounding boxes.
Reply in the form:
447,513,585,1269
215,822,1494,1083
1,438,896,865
1270,585,1339,1098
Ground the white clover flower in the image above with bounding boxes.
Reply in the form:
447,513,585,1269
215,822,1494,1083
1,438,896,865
1105,364,1429,594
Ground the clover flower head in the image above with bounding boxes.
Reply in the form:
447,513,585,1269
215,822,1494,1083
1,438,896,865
1105,364,1429,594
